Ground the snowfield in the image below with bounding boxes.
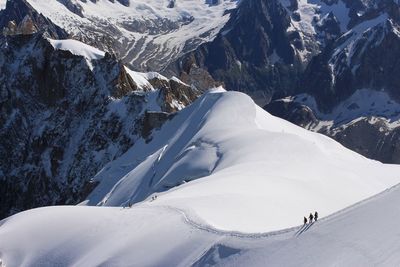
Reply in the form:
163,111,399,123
1,90,400,266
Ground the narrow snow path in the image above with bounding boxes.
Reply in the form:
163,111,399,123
149,182,400,240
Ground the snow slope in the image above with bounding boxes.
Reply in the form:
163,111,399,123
1,172,400,266
84,90,400,233
1,90,400,266
217,183,400,267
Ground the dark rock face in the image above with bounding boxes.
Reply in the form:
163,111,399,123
179,64,221,93
302,18,400,112
140,111,172,141
172,0,302,106
316,12,342,41
265,100,318,128
56,0,84,17
0,0,68,38
172,0,400,110
334,118,400,163
159,79,199,113
0,33,198,219
169,0,400,164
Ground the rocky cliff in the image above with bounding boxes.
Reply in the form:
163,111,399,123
0,32,198,218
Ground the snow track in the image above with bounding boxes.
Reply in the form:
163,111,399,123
156,204,302,239
151,181,400,240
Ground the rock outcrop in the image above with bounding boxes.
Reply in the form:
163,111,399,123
0,33,198,219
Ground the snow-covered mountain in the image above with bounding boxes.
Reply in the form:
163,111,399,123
1,90,400,266
0,0,238,71
0,32,199,219
2,1,400,263
0,0,400,166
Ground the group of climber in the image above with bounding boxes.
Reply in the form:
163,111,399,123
303,211,318,224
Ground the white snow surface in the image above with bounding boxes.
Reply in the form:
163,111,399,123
48,38,105,60
1,90,400,266
2,184,400,266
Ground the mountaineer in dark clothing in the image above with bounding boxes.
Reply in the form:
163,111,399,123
309,213,314,223
304,217,307,225
314,211,318,221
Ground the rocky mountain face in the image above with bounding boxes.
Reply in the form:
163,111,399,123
264,0,400,163
171,0,302,106
265,89,400,164
0,0,67,38
174,0,400,103
0,32,198,219
171,0,400,163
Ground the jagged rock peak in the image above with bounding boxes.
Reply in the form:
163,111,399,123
0,0,68,38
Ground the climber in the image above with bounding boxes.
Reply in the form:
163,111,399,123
309,213,314,223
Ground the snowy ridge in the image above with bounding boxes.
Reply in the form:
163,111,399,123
48,38,105,60
84,90,400,233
